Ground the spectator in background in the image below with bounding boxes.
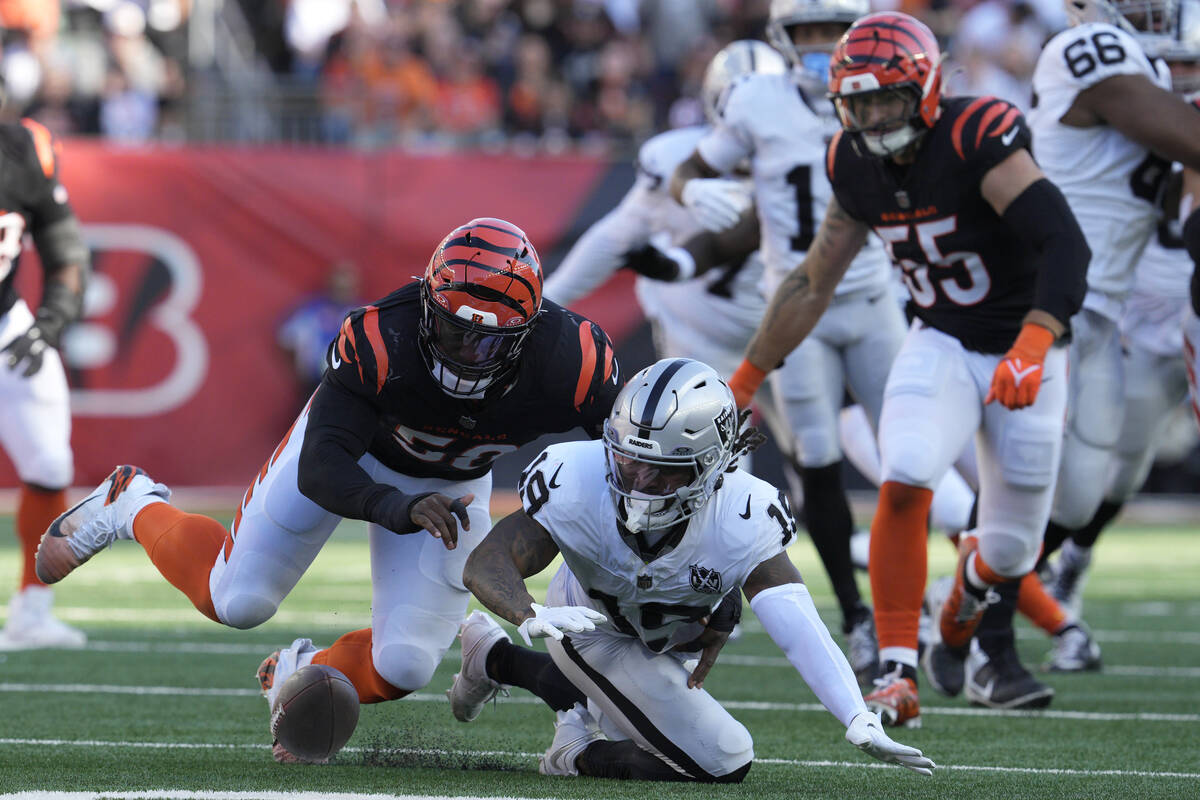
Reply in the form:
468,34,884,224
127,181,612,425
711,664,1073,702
276,260,362,406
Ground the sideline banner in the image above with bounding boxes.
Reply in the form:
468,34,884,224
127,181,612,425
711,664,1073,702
3,143,642,487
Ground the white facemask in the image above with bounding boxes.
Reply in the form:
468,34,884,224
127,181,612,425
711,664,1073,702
430,357,493,399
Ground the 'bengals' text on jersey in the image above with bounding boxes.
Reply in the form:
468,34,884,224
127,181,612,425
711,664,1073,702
827,96,1035,353
323,283,621,480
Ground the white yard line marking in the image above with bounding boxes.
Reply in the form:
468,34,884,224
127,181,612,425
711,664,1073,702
0,741,1196,782
1,684,1195,722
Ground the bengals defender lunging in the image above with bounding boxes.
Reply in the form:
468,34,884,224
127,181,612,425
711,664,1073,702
0,119,91,651
728,12,1090,724
34,218,621,762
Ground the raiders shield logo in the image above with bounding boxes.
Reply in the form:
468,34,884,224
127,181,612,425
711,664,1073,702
689,564,722,594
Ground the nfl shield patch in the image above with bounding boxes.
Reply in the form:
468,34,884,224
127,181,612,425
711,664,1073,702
689,564,722,593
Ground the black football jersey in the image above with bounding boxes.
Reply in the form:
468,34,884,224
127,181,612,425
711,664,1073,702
324,282,621,480
0,119,76,318
827,96,1037,353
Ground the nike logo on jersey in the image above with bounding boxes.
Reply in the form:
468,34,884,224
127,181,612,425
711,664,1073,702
1005,359,1041,386
1000,126,1019,147
548,463,564,489
330,350,342,369
739,496,752,519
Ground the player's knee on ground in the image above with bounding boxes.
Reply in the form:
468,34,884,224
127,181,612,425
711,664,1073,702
978,529,1039,579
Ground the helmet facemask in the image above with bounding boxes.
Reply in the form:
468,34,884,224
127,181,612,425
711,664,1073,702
833,83,925,156
419,281,536,399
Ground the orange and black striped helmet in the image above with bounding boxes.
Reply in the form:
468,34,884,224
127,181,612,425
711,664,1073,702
828,12,943,154
419,217,543,398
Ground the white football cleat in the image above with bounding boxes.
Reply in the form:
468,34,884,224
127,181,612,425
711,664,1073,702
257,637,322,764
447,610,510,722
258,637,320,710
538,703,605,776
0,586,86,650
35,466,170,584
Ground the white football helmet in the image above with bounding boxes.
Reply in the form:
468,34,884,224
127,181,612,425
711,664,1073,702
603,358,738,533
700,39,787,123
766,0,869,93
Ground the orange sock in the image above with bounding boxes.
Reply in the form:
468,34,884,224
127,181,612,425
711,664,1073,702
16,485,67,589
312,628,409,704
969,550,1008,587
870,481,934,653
1017,572,1067,635
132,503,226,623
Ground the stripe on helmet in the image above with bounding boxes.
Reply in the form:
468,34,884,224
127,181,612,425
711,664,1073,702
637,358,690,435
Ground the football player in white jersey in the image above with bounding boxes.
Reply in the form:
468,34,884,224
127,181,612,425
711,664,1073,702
543,39,784,385
1045,19,1200,636
1029,0,1200,559
673,0,901,683
454,358,934,782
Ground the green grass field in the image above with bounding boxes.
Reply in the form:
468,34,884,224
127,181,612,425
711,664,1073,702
0,513,1197,800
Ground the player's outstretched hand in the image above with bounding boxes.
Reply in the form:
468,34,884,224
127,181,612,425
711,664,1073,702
681,178,752,232
517,602,607,646
409,493,473,550
845,711,935,776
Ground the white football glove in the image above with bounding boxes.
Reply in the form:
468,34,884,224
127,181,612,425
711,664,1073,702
681,178,753,232
845,711,936,776
517,603,608,646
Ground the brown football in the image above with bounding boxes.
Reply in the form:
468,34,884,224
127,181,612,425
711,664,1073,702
270,664,360,763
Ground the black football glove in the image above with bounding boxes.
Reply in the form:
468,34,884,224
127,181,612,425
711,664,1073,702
620,243,683,281
3,309,67,378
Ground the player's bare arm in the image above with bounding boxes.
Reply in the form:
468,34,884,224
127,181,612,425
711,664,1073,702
742,551,806,601
743,197,868,371
669,150,721,204
1067,74,1200,170
462,509,560,626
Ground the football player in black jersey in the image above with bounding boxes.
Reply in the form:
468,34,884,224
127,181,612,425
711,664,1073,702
0,119,91,651
35,217,621,761
726,12,1090,726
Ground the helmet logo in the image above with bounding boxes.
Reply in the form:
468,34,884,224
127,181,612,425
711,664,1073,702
714,405,734,446
623,435,660,454
455,304,498,326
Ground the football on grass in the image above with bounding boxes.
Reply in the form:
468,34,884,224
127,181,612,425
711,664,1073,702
270,664,360,763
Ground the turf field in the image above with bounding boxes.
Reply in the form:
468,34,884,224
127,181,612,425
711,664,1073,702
0,512,1196,800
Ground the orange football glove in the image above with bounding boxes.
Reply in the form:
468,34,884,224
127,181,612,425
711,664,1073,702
728,360,768,410
986,323,1055,410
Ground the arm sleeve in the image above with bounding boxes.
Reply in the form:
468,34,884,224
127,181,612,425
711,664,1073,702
569,316,622,439
750,582,868,727
1001,178,1090,327
296,379,428,533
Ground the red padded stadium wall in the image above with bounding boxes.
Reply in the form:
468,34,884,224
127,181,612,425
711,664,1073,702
1,142,642,488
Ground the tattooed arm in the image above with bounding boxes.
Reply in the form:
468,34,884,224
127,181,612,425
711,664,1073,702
743,196,869,371
463,509,561,626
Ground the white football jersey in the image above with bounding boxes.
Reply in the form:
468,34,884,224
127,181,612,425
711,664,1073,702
1030,23,1173,315
544,124,767,349
518,440,793,653
696,72,890,297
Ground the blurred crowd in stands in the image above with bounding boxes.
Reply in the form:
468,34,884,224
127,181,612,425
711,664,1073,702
3,0,1072,153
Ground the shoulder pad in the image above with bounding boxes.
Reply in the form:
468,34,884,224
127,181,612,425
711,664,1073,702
330,304,385,394
947,96,1029,163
